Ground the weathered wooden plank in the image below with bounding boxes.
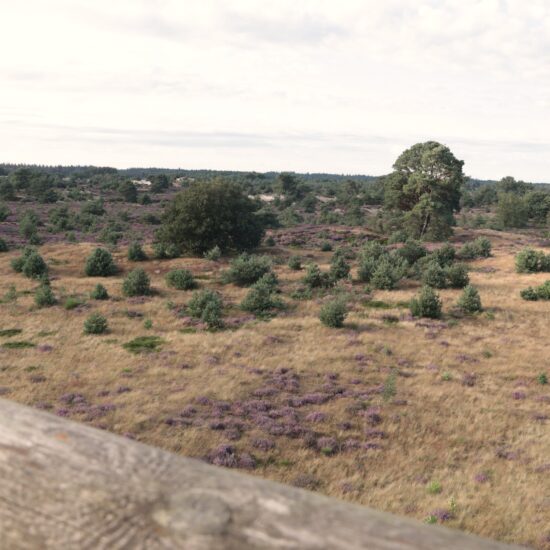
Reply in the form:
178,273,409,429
0,398,522,550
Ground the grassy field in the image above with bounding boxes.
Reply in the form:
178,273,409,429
0,228,549,548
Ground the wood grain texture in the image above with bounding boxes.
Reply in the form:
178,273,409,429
0,398,523,550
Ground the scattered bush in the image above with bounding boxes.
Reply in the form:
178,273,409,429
422,261,447,289
410,286,442,319
85,248,117,276
520,286,539,301
396,240,428,265
521,280,550,301
83,313,108,334
152,242,181,259
0,238,8,252
203,245,221,261
319,299,347,328
457,237,492,260
444,263,470,288
371,256,405,290
35,284,56,307
0,203,10,222
430,243,456,267
515,248,550,273
188,289,223,328
166,269,197,290
122,268,151,297
223,253,272,286
329,253,351,281
537,373,548,385
320,241,333,252
90,284,109,300
64,296,85,310
457,285,482,313
303,264,334,289
288,255,302,270
127,242,147,262
264,235,276,246
241,279,283,317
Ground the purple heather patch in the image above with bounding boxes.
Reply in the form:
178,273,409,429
474,472,489,483
511,391,526,400
430,508,453,522
251,438,275,451
317,436,338,454
305,411,327,423
37,344,53,352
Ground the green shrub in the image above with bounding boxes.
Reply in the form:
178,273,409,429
329,254,350,281
303,264,334,289
241,282,282,317
371,256,405,290
85,248,117,276
458,237,492,260
265,235,276,246
35,284,56,307
84,313,108,334
320,241,333,252
0,238,8,252
431,243,456,267
288,255,302,270
165,269,197,290
152,242,181,259
520,286,539,301
421,261,447,288
64,296,85,310
515,248,546,273
445,263,469,288
357,242,386,282
122,268,151,296
538,373,548,385
127,242,147,261
536,280,550,300
15,249,47,279
410,286,442,319
90,283,109,300
223,253,272,286
203,245,221,261
457,285,482,313
0,203,10,222
188,289,223,328
319,299,347,328
397,240,428,265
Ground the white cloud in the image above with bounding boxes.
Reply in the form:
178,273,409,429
0,0,548,180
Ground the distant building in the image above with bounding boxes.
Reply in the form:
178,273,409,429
132,179,152,187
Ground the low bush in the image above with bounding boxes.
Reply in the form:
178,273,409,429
396,240,428,265
320,241,333,252
127,242,147,261
223,253,272,286
329,253,350,281
188,289,223,328
520,286,540,301
515,248,550,273
421,261,447,289
85,248,117,276
35,284,56,307
152,242,181,260
458,237,492,260
90,284,109,300
319,299,347,328
371,255,406,290
521,280,550,301
165,269,197,290
0,238,8,252
203,245,221,261
122,268,151,297
444,263,470,288
64,296,85,310
84,313,108,334
303,264,334,289
457,285,482,313
430,243,456,267
288,255,302,270
410,286,442,319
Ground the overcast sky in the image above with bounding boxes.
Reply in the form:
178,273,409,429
1,0,549,180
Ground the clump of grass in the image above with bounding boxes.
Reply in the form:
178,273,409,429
0,329,22,338
64,296,85,310
2,341,35,349
123,335,165,354
427,481,442,494
382,371,397,401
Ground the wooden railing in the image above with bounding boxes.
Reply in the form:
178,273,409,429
0,398,522,549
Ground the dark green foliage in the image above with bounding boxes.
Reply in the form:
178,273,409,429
123,335,165,353
357,242,386,282
241,275,283,317
421,261,447,288
410,286,442,319
520,286,539,301
83,313,108,334
85,248,117,276
0,238,8,252
515,248,550,273
264,236,276,246
64,296,85,310
444,263,469,288
14,250,48,279
90,284,109,300
371,255,406,290
320,241,333,252
302,264,334,289
152,242,181,260
127,242,147,261
203,245,221,261
2,341,35,349
35,284,56,307
223,253,272,286
319,299,347,328
0,328,22,337
457,285,482,313
122,268,151,297
150,174,170,193
396,240,428,265
383,142,464,240
0,203,10,222
496,192,528,228
158,180,265,254
11,248,33,273
165,269,197,290
537,280,550,300
457,237,492,260
118,180,138,203
19,211,39,241
523,280,550,301
80,200,105,216
288,255,302,270
431,243,456,267
329,253,350,281
188,289,223,328
538,373,548,385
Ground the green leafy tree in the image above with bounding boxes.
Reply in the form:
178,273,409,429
383,142,464,240
119,181,138,203
496,192,528,228
158,180,265,254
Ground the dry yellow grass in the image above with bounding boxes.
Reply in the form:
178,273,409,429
0,230,549,548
